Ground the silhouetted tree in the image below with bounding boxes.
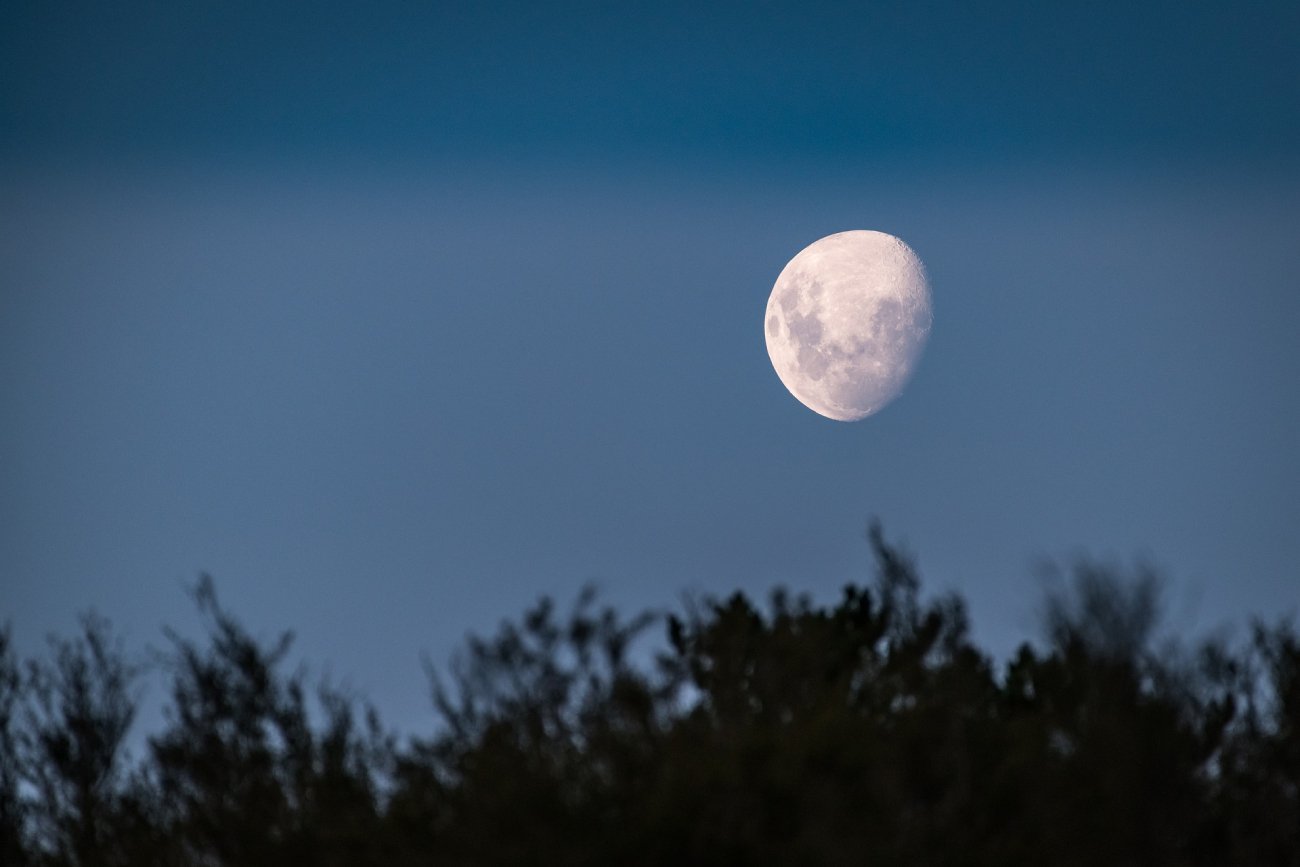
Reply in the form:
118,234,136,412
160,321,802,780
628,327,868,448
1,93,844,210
1210,619,1300,865
148,576,388,867
0,628,29,866
999,562,1219,866
641,525,994,866
20,614,142,867
387,587,663,866
2,526,1297,865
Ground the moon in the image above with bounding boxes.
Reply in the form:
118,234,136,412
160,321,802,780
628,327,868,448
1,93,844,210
765,230,932,421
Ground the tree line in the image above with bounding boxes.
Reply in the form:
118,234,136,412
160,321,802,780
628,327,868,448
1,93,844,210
1,524,1297,865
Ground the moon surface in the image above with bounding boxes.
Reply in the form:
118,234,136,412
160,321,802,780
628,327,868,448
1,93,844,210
765,230,932,421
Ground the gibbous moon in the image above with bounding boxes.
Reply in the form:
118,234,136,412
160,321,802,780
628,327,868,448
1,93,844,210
765,230,932,421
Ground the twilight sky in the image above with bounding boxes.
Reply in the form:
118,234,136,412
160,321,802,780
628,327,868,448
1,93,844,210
3,0,1298,733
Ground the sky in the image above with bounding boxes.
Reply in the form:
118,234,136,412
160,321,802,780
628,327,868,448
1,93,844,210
3,0,1298,734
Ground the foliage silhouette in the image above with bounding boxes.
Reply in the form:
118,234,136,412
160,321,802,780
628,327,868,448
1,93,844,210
1,526,1297,865
1,628,28,866
20,614,142,867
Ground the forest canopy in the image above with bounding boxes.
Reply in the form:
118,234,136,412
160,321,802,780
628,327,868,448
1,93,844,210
2,524,1297,866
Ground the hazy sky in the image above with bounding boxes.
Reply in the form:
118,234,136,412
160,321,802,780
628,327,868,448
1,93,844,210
3,0,1298,733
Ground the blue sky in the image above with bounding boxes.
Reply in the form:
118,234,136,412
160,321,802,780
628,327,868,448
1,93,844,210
3,0,1298,733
